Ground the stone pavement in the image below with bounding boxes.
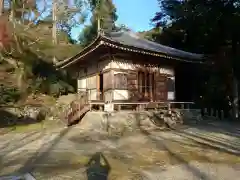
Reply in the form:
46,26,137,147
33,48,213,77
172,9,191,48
0,119,239,180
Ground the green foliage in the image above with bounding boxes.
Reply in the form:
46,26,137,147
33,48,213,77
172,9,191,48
152,0,240,110
138,28,162,42
22,50,76,97
0,84,21,105
42,0,88,44
0,0,87,105
152,0,240,54
78,22,98,46
0,24,77,101
79,0,118,46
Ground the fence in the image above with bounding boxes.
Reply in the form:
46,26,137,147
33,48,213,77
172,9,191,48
87,101,195,112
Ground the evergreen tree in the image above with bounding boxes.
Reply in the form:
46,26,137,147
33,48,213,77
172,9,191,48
79,0,118,46
152,0,240,119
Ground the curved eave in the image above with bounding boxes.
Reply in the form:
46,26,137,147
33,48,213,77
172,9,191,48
101,36,206,64
56,35,102,69
57,34,208,69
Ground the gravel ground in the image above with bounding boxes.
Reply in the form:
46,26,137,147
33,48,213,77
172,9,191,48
0,118,240,180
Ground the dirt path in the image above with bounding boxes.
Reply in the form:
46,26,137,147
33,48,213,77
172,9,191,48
0,120,240,180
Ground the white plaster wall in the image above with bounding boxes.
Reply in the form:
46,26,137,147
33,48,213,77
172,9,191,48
112,70,129,101
110,59,134,70
88,89,97,100
113,90,129,100
87,75,97,89
168,92,175,100
76,58,112,101
104,90,113,102
110,59,174,76
159,67,174,76
77,78,87,92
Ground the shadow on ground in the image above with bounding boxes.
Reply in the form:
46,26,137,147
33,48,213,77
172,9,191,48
177,119,240,156
1,112,240,179
134,112,240,156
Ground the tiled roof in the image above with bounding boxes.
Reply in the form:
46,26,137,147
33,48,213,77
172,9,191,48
103,31,204,60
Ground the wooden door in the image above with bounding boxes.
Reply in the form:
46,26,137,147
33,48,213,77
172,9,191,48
154,73,167,101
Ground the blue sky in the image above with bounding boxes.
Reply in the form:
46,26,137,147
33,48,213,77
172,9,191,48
71,0,159,40
113,0,159,31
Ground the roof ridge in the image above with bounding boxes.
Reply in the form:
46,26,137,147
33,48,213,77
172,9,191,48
104,30,203,60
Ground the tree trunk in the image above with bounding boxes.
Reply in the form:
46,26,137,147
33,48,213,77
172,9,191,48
52,0,57,63
232,76,239,120
231,33,239,120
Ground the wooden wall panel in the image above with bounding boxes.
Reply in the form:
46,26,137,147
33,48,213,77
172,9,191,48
103,71,112,90
154,73,167,101
127,72,139,101
87,75,97,89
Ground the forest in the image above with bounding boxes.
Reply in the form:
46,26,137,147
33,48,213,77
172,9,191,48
0,0,240,120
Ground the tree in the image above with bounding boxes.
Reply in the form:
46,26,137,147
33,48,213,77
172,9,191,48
0,0,86,102
44,0,88,45
152,0,240,119
138,28,162,42
78,0,118,46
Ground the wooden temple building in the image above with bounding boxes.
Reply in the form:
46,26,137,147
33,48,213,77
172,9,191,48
57,30,204,116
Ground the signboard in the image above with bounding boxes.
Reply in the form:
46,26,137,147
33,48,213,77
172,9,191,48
104,103,114,112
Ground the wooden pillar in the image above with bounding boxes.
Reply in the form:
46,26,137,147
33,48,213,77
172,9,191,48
149,72,153,101
111,70,114,102
97,73,100,100
139,71,142,94
144,71,147,98
152,72,155,101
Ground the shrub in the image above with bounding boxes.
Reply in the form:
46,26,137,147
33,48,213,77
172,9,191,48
0,85,21,105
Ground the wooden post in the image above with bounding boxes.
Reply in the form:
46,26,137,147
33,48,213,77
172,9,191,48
181,103,184,109
149,72,153,101
111,70,114,102
139,71,143,97
97,73,100,100
152,71,155,101
144,71,147,98
167,103,171,110
118,105,121,111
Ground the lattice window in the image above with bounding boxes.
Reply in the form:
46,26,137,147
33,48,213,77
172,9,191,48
114,72,128,89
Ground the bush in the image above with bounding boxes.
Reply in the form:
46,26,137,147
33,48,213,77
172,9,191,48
0,85,21,105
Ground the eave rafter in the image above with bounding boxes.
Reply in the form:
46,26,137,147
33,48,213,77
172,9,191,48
57,35,206,69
